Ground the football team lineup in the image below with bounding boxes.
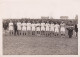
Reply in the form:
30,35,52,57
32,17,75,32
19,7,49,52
3,18,78,55
3,18,78,38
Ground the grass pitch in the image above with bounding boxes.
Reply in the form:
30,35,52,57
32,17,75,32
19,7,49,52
3,34,78,55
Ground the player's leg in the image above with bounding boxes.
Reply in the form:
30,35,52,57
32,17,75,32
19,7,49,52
46,31,48,37
29,30,31,36
10,30,12,35
33,31,35,36
19,30,21,35
48,31,50,37
32,30,33,35
22,28,24,36
17,30,19,35
14,29,17,36
68,30,72,38
43,31,45,37
41,31,43,36
27,30,30,36
50,31,52,37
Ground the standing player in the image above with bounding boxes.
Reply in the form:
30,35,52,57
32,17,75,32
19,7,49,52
67,21,74,38
41,21,46,36
50,21,55,37
13,21,17,36
3,20,8,36
60,21,66,37
45,21,50,37
17,20,22,35
21,21,27,35
9,20,14,35
27,21,32,36
36,21,41,36
74,23,78,38
54,22,60,36
31,21,36,36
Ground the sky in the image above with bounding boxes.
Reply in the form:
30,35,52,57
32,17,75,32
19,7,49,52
0,0,80,19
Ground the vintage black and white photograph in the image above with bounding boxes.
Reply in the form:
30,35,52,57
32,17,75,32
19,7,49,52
1,0,79,55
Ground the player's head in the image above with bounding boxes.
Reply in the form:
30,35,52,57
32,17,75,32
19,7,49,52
37,21,39,23
51,21,54,24
47,21,49,23
28,20,30,23
42,20,44,23
69,21,72,24
33,21,35,23
23,21,25,23
18,20,20,22
55,22,58,24
61,21,64,24
10,20,12,23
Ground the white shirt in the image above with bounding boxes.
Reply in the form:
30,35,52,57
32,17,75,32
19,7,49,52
60,23,65,28
9,22,13,30
32,23,36,31
54,24,60,32
45,23,50,31
27,22,31,30
50,23,55,31
36,23,41,31
17,22,21,30
41,23,45,31
22,23,27,31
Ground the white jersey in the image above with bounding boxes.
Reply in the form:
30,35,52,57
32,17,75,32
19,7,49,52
36,23,41,31
60,23,65,32
22,23,27,31
32,23,36,31
41,23,45,31
27,23,31,31
17,22,21,30
45,23,50,31
9,22,13,30
54,24,60,32
50,23,55,31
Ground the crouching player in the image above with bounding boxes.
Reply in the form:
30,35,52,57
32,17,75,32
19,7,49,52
21,21,27,35
54,22,60,37
31,21,36,36
27,21,32,36
9,20,14,35
41,21,46,37
50,21,55,37
36,21,41,37
45,21,50,37
60,21,66,38
17,20,22,35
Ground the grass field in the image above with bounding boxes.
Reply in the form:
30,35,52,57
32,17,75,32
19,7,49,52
3,32,78,55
